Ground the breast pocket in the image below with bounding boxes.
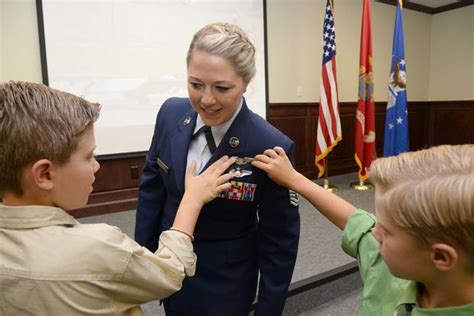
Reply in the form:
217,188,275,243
218,165,264,203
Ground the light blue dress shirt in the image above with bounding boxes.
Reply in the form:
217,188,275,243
186,99,243,173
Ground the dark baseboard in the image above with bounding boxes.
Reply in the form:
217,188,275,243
249,261,361,314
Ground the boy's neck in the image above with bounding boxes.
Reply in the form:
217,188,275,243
2,192,52,207
418,273,474,308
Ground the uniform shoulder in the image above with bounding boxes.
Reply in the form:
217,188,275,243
161,97,192,112
155,97,193,123
248,111,293,147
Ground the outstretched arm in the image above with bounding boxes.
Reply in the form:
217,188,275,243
252,147,356,230
172,155,235,237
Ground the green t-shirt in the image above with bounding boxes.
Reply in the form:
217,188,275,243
341,209,474,316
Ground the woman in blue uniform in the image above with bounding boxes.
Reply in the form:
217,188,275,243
135,22,300,316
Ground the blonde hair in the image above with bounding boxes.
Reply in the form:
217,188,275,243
0,81,100,196
369,145,474,266
186,22,256,84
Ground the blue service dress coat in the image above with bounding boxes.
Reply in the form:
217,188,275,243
135,97,300,316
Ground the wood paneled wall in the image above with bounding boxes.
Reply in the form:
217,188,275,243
72,100,473,218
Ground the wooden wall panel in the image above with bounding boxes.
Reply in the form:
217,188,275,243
429,101,474,145
267,101,472,179
70,154,145,218
268,108,309,168
93,156,145,192
73,100,473,217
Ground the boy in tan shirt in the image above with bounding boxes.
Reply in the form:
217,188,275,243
0,81,235,315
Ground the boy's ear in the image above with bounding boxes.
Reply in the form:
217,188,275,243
431,243,459,271
30,159,54,191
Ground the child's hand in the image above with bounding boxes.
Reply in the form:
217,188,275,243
252,146,301,190
185,155,236,205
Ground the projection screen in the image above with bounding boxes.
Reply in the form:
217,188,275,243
39,0,267,155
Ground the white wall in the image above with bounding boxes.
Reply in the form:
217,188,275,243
1,0,472,101
428,6,474,100
0,0,4,81
1,0,42,83
40,0,267,155
267,0,434,102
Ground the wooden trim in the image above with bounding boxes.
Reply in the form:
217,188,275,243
96,151,147,161
376,0,474,14
433,0,474,14
287,261,359,297
36,0,49,85
70,188,138,218
376,0,433,14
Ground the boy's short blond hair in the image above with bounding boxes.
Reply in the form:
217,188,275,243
186,22,256,84
369,145,474,266
0,81,100,196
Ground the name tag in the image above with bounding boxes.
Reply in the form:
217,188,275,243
156,158,169,174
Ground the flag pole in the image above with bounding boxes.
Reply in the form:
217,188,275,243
315,0,342,190
322,158,338,192
352,0,376,191
350,179,374,190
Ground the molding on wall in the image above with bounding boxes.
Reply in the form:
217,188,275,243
376,0,474,14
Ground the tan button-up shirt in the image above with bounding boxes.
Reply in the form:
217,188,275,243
0,204,196,315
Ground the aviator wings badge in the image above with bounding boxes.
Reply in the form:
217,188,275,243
229,167,252,178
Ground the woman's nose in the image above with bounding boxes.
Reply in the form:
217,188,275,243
201,89,216,106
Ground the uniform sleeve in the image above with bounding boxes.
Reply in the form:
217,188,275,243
255,141,300,316
107,230,197,305
135,107,167,252
341,209,380,282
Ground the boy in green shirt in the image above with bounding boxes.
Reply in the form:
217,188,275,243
252,145,474,315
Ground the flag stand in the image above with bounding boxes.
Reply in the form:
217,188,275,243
322,158,338,192
350,179,374,190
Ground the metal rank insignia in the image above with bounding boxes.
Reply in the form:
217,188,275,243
228,137,240,148
218,180,257,202
183,116,191,125
233,156,254,166
289,190,299,207
229,167,252,178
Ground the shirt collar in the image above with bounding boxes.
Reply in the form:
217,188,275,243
194,98,243,147
394,281,417,315
394,282,474,315
0,204,78,229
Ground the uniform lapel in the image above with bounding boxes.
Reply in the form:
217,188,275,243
202,101,252,171
171,109,197,195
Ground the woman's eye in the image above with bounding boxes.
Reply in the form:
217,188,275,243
215,86,230,92
190,82,202,89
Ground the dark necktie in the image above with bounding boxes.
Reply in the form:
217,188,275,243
193,125,217,154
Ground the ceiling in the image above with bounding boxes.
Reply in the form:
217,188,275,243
377,0,474,14
409,0,460,7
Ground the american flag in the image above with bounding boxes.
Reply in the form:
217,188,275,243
315,0,342,178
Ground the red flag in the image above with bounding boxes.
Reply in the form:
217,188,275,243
355,0,376,181
315,0,342,178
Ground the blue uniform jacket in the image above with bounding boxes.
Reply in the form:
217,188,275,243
135,97,300,316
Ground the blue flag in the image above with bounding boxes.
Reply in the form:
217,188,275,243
384,0,409,157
